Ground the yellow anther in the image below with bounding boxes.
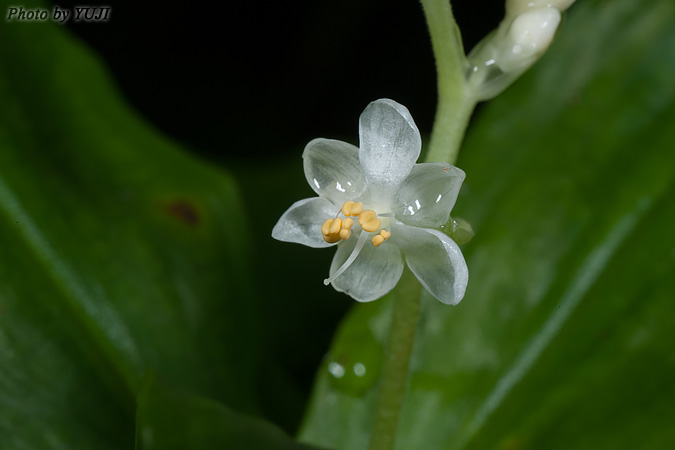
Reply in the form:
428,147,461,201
343,218,354,230
359,209,381,232
372,235,385,247
329,217,342,235
339,229,351,240
341,201,355,216
380,230,391,240
321,219,333,236
341,201,364,217
322,218,345,243
323,234,341,244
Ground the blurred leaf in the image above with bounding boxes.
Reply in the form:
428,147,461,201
299,0,675,448
0,1,259,448
136,374,324,450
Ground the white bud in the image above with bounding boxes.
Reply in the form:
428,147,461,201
506,0,576,16
467,6,562,100
500,7,561,72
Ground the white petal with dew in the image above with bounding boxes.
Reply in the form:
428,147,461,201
394,224,468,305
358,99,421,204
393,162,465,228
329,233,404,302
272,197,337,248
303,138,366,205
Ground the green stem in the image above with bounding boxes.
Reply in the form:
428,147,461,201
368,269,422,450
368,4,477,448
420,0,477,165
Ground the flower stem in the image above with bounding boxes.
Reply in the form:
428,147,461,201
420,0,476,165
368,269,422,450
368,4,476,449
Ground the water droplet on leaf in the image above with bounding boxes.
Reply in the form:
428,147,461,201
325,326,383,396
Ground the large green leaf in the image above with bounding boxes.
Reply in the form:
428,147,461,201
136,375,324,450
299,0,675,448
0,1,260,448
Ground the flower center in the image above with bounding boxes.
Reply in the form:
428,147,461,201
320,201,392,246
322,200,393,286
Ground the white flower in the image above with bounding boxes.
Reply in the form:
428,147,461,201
272,99,469,305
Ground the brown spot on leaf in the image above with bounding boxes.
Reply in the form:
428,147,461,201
167,201,200,226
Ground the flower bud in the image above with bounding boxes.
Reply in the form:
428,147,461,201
506,0,575,16
467,6,562,100
500,7,561,72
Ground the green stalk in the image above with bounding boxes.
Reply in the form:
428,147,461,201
368,269,422,450
420,0,476,165
368,2,477,449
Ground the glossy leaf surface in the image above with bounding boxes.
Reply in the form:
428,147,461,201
0,1,258,447
137,376,324,450
299,0,675,448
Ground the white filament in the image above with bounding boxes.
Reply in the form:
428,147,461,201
324,231,371,285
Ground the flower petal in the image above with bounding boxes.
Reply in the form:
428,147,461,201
303,138,366,205
329,234,404,302
392,162,466,228
358,99,422,204
272,197,337,248
393,224,468,305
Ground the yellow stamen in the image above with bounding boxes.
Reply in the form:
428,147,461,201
341,201,355,216
321,219,333,236
341,201,365,216
359,210,381,232
324,234,341,244
323,202,386,245
329,217,342,235
322,218,346,243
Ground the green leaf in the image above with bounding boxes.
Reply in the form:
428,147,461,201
0,1,258,448
136,374,324,450
299,0,675,448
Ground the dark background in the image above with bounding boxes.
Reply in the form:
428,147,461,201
53,1,503,159
51,0,504,432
